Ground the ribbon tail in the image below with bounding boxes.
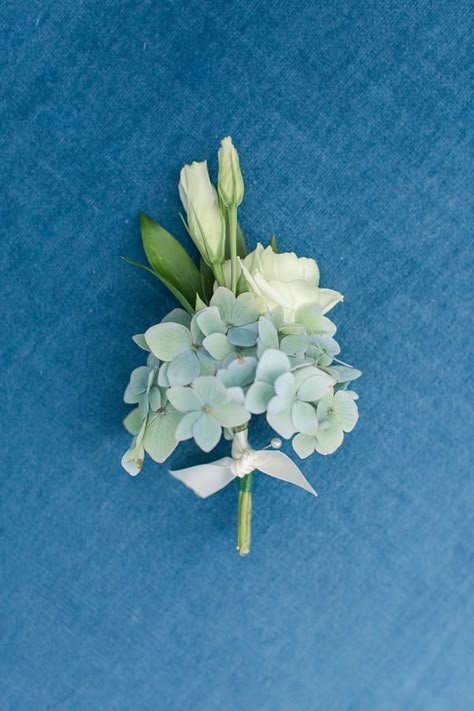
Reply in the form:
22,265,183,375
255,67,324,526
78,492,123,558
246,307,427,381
170,457,235,498
254,451,318,496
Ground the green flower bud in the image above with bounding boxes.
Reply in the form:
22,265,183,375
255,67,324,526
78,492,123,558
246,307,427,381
218,136,244,208
179,160,226,267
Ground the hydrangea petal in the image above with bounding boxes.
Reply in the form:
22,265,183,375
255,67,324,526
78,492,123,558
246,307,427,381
273,372,296,405
144,407,181,463
129,366,151,393
196,306,226,337
332,391,359,432
292,433,316,459
210,287,235,323
255,349,290,384
148,386,161,412
245,381,274,414
267,408,296,439
314,424,344,454
132,334,150,351
212,402,250,428
291,401,318,435
175,411,202,440
145,323,192,361
193,413,222,452
203,333,235,361
258,316,279,354
216,356,257,388
227,324,258,347
166,350,201,386
123,408,142,435
280,334,309,356
161,308,192,328
229,292,259,325
167,386,202,413
297,374,334,402
192,377,228,407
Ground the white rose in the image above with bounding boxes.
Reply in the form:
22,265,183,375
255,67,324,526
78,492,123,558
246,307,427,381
179,160,225,267
236,243,343,322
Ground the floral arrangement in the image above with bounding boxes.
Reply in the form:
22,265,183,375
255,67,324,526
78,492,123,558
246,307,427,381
122,137,361,555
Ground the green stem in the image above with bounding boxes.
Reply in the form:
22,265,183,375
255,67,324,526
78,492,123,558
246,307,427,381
228,205,238,294
236,471,254,556
213,261,226,286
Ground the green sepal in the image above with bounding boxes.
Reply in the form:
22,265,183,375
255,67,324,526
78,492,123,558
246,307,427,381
270,234,278,252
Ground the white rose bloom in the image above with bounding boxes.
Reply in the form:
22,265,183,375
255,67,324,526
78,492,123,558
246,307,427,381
236,243,343,322
179,160,225,266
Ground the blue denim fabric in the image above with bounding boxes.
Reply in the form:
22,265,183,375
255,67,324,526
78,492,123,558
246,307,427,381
1,1,472,709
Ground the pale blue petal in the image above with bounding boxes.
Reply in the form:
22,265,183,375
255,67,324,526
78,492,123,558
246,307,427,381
216,356,257,387
132,334,150,351
166,350,201,386
143,408,181,463
226,386,246,403
148,386,161,412
157,363,170,387
280,334,309,356
292,401,318,435
212,402,250,428
190,314,204,343
255,349,291,384
167,386,202,413
323,365,362,383
210,287,235,323
161,308,192,327
292,433,316,459
203,333,235,361
145,323,192,361
230,292,259,325
267,408,296,439
124,384,139,404
258,316,279,354
314,424,344,454
138,393,149,419
175,411,202,440
297,374,334,402
246,381,275,414
192,377,227,407
130,366,151,393
193,413,222,452
227,324,258,347
196,306,226,336
123,408,142,435
332,391,359,432
273,372,296,405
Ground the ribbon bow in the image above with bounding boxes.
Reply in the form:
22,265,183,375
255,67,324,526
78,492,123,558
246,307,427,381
170,430,317,499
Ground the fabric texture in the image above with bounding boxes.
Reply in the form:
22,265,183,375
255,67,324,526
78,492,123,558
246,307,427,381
1,1,472,709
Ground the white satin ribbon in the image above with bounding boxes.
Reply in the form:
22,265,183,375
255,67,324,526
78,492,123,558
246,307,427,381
170,430,317,499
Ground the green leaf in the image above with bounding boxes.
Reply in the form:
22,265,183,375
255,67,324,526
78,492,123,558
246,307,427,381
121,256,194,313
140,212,201,308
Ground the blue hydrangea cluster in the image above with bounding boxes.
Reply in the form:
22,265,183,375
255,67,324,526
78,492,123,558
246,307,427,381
122,287,361,475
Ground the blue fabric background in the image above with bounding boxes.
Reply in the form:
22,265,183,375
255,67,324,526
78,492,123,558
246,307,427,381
1,1,472,709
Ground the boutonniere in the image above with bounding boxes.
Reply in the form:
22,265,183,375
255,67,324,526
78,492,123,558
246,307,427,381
122,137,361,556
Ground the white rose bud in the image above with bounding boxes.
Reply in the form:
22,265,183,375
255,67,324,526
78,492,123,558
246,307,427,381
179,160,226,267
218,136,244,208
239,243,343,322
